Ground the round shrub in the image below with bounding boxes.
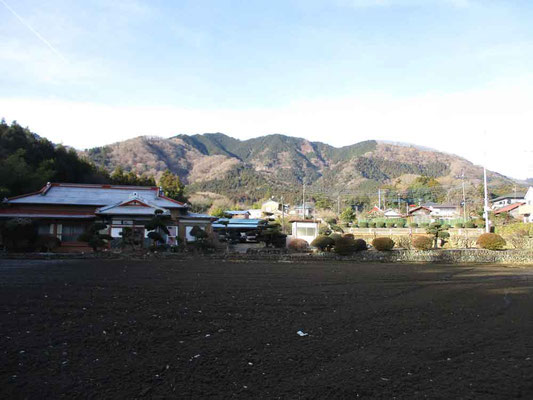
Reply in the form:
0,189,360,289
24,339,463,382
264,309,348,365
385,221,396,228
477,233,506,250
358,221,369,228
455,222,464,228
420,222,429,228
35,234,61,252
372,237,395,251
342,233,354,239
333,237,358,256
288,238,309,252
412,235,433,250
369,222,377,228
376,221,386,228
409,222,418,228
329,233,342,243
311,235,335,251
442,224,451,230
353,238,368,251
397,220,407,228
465,221,475,228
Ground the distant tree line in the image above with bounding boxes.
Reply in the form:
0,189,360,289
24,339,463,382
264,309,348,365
0,120,186,202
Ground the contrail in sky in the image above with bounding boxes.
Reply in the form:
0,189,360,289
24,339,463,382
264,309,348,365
0,0,68,62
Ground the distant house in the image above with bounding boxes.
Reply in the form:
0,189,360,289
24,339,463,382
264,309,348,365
290,204,314,219
247,209,263,219
408,203,459,222
517,187,533,223
383,209,403,219
224,210,250,219
212,218,268,242
261,199,282,214
290,219,319,244
261,199,288,219
490,192,525,210
0,183,216,251
367,206,384,217
493,202,524,220
421,203,460,220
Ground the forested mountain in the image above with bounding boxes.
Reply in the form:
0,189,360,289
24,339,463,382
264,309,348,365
84,132,516,202
0,120,110,198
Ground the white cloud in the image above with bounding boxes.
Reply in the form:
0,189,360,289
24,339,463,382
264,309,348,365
1,78,532,179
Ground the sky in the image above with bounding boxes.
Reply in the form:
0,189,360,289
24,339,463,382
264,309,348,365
1,0,532,180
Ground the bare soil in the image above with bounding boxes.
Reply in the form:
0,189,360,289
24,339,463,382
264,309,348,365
1,259,533,399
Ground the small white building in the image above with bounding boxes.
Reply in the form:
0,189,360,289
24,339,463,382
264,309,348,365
290,219,319,244
517,187,533,223
247,209,263,219
491,193,526,210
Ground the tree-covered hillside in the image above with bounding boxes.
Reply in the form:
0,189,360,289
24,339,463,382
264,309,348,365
0,120,110,198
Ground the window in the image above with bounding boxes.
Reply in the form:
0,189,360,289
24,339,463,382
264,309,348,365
37,224,51,235
296,227,316,237
61,224,86,242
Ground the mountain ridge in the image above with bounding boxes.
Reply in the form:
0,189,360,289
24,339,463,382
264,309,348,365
83,132,517,201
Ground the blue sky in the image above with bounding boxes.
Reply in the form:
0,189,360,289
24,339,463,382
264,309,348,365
1,0,532,179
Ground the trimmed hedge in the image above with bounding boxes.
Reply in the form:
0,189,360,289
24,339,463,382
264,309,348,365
310,235,335,251
412,236,433,250
358,222,369,228
409,223,419,228
376,222,386,228
372,237,395,251
334,237,358,256
385,222,396,228
329,233,342,243
477,233,506,250
288,238,309,252
353,238,368,251
454,222,464,228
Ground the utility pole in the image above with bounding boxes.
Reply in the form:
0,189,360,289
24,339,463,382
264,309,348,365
461,171,467,223
281,195,285,233
483,166,490,233
302,183,306,219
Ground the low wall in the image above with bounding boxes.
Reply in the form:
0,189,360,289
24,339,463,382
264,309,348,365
229,249,533,265
2,249,532,264
348,228,485,237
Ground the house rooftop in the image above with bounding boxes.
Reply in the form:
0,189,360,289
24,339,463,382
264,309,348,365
491,193,526,202
7,183,186,208
493,202,525,215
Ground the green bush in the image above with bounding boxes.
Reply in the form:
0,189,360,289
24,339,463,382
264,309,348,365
420,222,429,228
310,235,335,251
333,237,357,256
385,221,396,228
455,222,464,228
412,236,433,250
0,218,38,252
372,237,395,251
442,224,451,230
288,238,309,252
329,233,342,243
409,222,418,228
342,233,354,239
35,234,61,252
376,222,386,228
353,238,368,251
358,221,369,228
465,221,475,228
369,222,377,228
397,220,407,228
477,233,506,250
